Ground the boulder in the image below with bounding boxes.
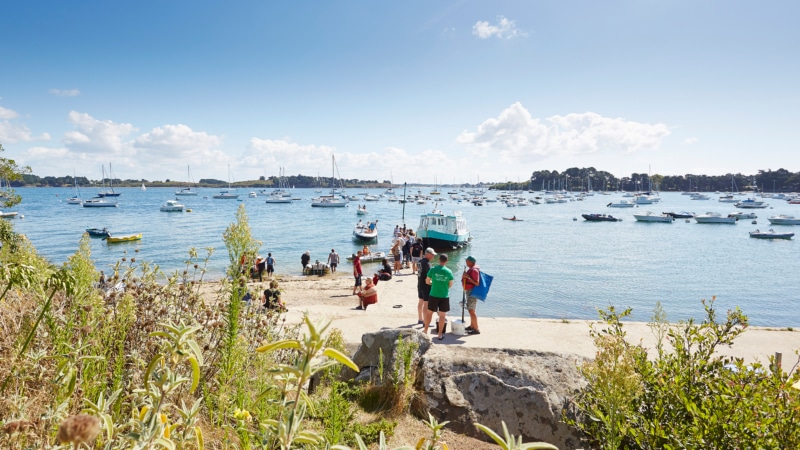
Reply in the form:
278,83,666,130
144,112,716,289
346,328,431,382
417,346,587,449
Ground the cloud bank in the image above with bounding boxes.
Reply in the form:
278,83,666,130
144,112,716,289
0,104,50,143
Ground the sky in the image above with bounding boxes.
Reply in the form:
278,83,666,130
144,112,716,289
1,1,798,185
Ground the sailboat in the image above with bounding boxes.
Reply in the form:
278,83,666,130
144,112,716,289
175,166,199,196
84,166,119,207
430,174,440,195
265,167,292,204
141,183,146,191
311,155,348,207
66,171,83,204
97,164,121,197
213,165,239,199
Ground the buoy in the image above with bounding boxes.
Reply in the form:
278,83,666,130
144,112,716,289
752,220,757,224
572,217,577,221
186,209,192,212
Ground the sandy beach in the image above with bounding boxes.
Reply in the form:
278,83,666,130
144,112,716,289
225,270,800,365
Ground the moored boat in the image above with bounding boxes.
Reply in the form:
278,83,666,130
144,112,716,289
664,211,695,219
582,213,621,222
106,233,142,243
346,251,386,263
160,199,185,212
728,212,757,220
82,197,118,208
633,211,674,223
0,210,20,219
749,229,794,240
606,200,635,208
767,215,800,225
85,227,110,238
694,212,737,224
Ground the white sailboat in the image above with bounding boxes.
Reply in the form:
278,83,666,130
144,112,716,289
66,171,82,204
176,166,199,196
213,165,239,199
98,164,121,197
311,155,348,207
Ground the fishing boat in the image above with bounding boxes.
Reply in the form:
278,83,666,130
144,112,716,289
633,211,674,223
106,233,142,243
311,155,348,207
582,213,621,222
213,165,239,199
767,215,800,225
82,197,118,208
160,199,185,212
175,166,199,196
694,212,737,224
353,223,378,241
85,228,110,238
416,205,470,249
749,229,794,240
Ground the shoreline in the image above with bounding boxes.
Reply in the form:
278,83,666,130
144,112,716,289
210,271,800,364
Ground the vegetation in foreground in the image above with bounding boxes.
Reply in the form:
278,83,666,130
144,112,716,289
568,300,800,449
0,205,556,449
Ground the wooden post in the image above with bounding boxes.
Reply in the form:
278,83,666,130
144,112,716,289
775,352,783,370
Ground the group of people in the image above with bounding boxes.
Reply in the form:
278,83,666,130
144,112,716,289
238,276,286,313
389,225,421,275
242,253,276,281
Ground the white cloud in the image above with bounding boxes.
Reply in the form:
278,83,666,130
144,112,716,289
0,121,51,143
62,111,137,154
684,137,698,144
472,16,526,40
456,102,671,164
0,105,19,119
49,88,81,97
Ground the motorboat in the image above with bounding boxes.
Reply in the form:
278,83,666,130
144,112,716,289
728,212,757,220
0,211,20,219
353,223,378,241
311,195,347,207
248,191,257,198
363,195,379,201
264,193,292,204
749,229,794,240
160,199,185,212
694,212,737,224
767,215,800,225
633,212,674,223
664,211,695,219
734,198,768,209
85,227,110,238
416,205,470,249
356,205,368,215
718,195,738,203
606,200,635,208
106,233,142,243
582,213,621,222
82,197,118,208
690,193,710,200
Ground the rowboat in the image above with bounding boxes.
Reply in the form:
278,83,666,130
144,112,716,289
106,233,142,243
85,228,110,238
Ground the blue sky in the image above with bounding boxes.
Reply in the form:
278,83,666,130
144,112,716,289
1,1,798,184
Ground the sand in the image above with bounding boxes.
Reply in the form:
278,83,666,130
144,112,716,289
223,270,800,365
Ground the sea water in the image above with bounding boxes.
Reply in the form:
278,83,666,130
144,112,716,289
8,187,800,326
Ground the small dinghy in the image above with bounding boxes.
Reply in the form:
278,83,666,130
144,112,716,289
106,233,143,243
749,229,794,240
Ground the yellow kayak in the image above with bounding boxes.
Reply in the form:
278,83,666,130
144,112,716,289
106,233,142,243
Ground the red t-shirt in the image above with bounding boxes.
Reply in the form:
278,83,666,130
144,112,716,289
354,257,362,275
464,266,480,290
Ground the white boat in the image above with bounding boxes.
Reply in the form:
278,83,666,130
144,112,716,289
694,212,737,224
363,195,379,201
353,223,378,241
311,155,348,207
346,251,386,263
160,199,185,212
718,195,738,203
728,212,757,220
633,211,674,223
606,199,635,208
749,229,794,240
264,193,292,204
141,183,147,191
82,197,118,208
97,164,121,197
356,205,368,215
767,215,800,225
735,198,768,209
213,165,239,199
0,210,19,219
416,204,470,249
175,166,199,196
248,191,257,198
67,170,82,204
690,193,710,200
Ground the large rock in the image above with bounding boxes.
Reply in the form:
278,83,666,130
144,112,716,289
417,346,586,449
346,328,432,382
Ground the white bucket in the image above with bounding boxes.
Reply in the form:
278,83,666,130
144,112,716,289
450,319,467,336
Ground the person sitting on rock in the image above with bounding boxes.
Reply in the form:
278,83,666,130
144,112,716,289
355,277,378,310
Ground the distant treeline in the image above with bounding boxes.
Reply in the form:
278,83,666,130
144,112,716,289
14,174,388,189
491,168,800,192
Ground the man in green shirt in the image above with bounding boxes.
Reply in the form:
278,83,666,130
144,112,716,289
424,253,454,341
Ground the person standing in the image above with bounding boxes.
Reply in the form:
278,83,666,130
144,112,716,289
410,239,423,274
352,251,363,295
266,253,275,278
462,256,481,335
425,253,454,341
327,248,340,273
301,251,311,272
417,247,435,325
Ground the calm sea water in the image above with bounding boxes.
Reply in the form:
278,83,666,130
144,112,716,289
7,187,800,326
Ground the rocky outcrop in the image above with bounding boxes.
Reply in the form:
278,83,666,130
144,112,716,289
347,328,431,383
345,329,587,449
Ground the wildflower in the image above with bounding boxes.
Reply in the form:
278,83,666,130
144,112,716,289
234,409,252,421
56,414,101,446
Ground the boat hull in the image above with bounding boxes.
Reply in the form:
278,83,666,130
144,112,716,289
106,233,142,243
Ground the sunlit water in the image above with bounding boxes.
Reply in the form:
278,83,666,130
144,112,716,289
8,188,800,326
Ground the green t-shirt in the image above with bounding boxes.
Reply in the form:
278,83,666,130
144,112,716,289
428,264,454,298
